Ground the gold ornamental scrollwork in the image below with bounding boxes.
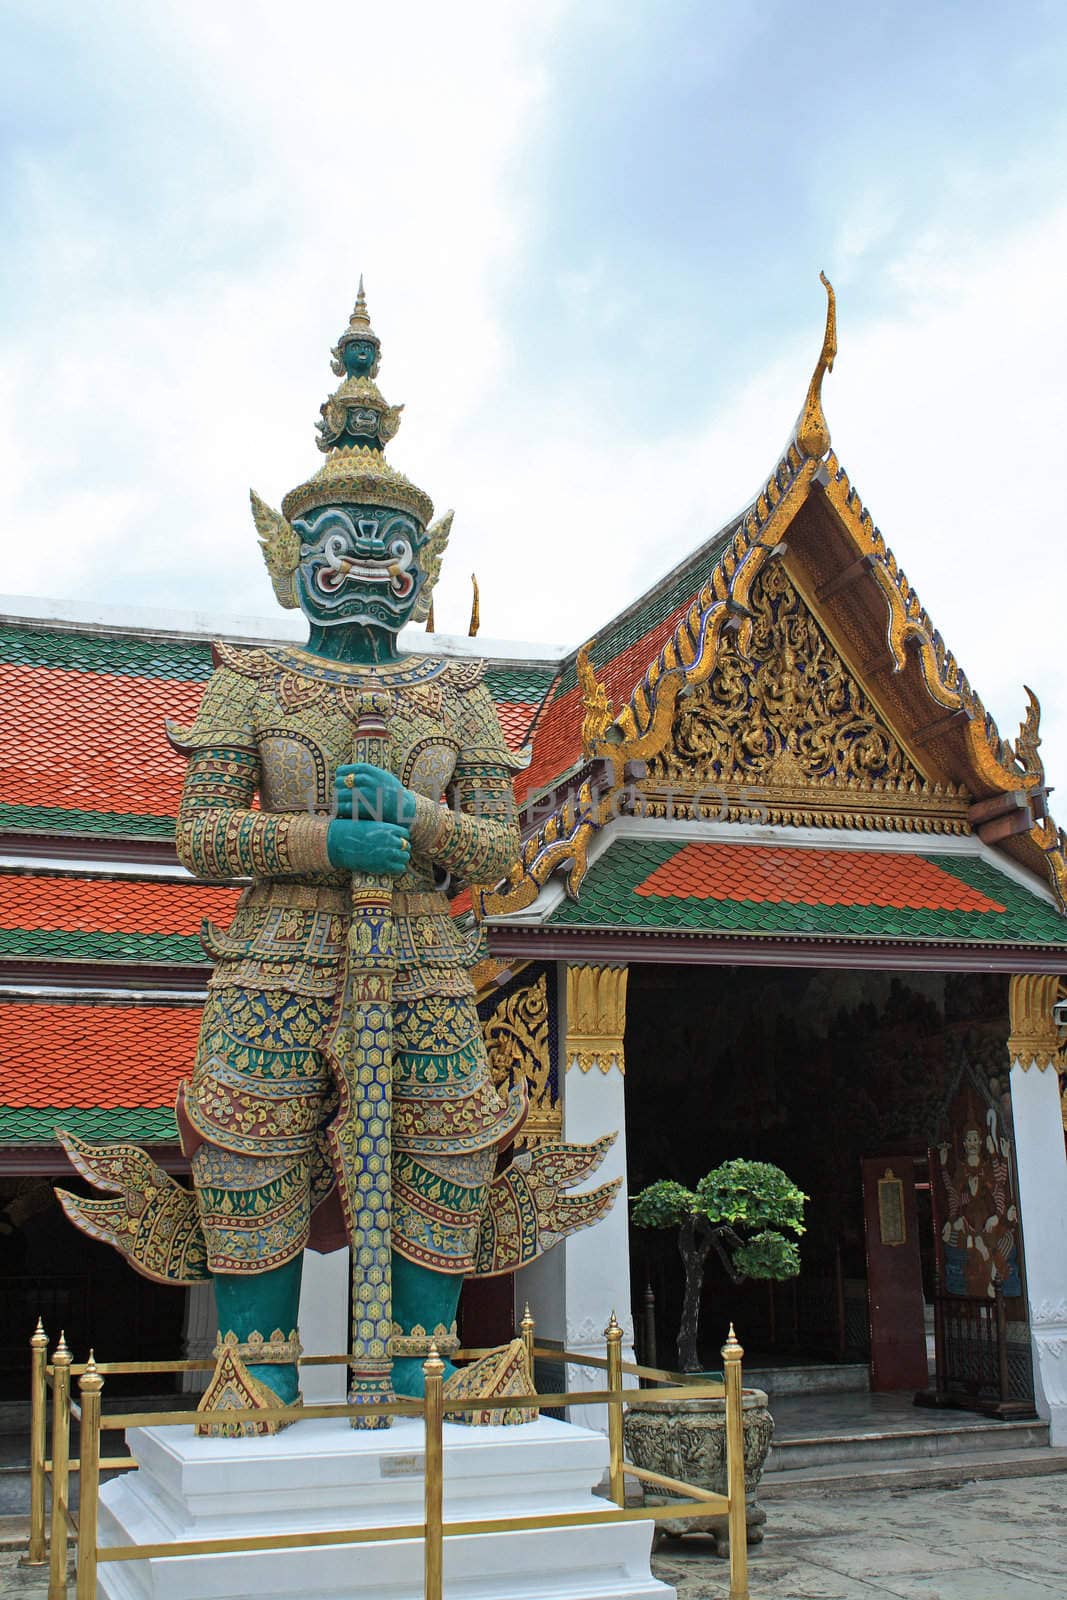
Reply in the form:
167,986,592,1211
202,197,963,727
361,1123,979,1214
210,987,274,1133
483,973,559,1146
642,561,970,834
1007,973,1066,1073
565,965,629,1075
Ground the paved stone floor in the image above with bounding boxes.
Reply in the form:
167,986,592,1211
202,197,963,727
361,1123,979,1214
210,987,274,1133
0,1474,1062,1598
651,1473,1066,1598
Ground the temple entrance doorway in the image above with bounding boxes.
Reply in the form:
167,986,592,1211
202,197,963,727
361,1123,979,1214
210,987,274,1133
623,963,1026,1407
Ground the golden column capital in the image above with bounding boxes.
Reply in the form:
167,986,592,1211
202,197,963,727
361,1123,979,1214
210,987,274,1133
1007,973,1065,1072
564,964,629,1074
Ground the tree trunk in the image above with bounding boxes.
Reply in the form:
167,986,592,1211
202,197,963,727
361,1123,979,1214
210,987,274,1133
676,1219,710,1373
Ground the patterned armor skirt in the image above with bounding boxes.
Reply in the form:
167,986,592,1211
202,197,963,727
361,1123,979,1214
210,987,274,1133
179,983,524,1276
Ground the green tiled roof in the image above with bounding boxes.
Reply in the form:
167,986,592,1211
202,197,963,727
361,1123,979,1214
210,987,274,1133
1,1107,179,1144
0,929,208,965
0,804,176,838
483,663,558,702
0,624,215,681
545,840,1067,946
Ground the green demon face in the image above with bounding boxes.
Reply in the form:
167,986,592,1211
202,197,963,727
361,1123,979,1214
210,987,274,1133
293,504,427,631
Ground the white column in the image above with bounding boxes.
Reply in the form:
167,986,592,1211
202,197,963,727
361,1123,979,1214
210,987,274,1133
554,963,636,1433
298,1247,350,1402
1010,1058,1067,1443
180,1281,217,1393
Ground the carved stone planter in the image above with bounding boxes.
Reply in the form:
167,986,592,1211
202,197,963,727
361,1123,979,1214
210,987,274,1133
622,1387,773,1555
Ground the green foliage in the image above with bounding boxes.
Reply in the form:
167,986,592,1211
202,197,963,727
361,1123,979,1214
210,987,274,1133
694,1160,807,1237
630,1179,698,1230
631,1160,806,1285
731,1229,802,1281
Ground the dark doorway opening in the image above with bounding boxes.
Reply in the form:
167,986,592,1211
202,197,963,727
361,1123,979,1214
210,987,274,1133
623,963,1011,1378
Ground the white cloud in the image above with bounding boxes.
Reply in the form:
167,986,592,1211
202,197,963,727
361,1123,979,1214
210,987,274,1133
3,2,1067,806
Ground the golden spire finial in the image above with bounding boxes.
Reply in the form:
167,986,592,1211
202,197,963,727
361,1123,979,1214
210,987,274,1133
795,271,837,459
425,596,435,632
468,574,480,637
349,274,371,332
577,642,613,755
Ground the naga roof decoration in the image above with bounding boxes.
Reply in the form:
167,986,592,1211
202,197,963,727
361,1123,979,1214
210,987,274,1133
481,277,1067,919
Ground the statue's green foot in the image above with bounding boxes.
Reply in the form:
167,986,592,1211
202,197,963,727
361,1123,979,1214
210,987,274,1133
248,1361,300,1405
391,1354,458,1398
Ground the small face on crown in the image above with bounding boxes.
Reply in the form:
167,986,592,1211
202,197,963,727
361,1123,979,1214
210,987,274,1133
294,503,427,632
340,337,380,380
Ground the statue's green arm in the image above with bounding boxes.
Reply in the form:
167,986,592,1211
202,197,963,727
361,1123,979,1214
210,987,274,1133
408,678,520,883
170,666,332,880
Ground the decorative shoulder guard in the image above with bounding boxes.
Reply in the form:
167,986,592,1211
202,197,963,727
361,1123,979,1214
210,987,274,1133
445,658,488,692
166,657,260,754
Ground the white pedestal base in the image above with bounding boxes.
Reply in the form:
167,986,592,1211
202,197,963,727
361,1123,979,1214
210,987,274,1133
97,1416,673,1600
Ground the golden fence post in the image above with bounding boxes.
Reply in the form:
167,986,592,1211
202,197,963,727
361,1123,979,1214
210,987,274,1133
22,1318,48,1567
75,1355,103,1600
604,1311,625,1508
48,1334,72,1600
520,1302,535,1377
423,1341,445,1600
722,1324,750,1600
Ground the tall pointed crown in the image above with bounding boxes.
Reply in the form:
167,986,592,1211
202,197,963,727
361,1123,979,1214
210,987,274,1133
281,279,434,527
330,276,380,377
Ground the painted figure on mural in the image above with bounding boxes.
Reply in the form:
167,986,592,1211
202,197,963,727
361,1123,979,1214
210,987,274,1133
939,1110,1020,1299
55,285,617,1431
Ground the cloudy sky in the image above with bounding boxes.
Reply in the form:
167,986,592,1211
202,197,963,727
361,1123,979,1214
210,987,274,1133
3,0,1067,786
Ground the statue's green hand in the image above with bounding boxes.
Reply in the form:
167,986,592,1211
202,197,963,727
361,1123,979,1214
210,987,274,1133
334,762,418,826
327,819,412,876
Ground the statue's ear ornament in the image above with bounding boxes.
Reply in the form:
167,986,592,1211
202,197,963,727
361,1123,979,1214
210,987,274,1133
250,489,301,609
411,510,453,625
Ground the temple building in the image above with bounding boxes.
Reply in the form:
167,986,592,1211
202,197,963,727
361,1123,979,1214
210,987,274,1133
2,284,1066,1453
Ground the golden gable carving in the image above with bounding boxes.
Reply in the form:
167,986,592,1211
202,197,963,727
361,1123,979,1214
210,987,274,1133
643,562,970,834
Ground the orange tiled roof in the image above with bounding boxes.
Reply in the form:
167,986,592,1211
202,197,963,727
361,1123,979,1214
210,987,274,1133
633,843,1006,912
517,597,694,802
0,662,199,819
0,875,241,936
3,1001,202,1108
0,646,546,840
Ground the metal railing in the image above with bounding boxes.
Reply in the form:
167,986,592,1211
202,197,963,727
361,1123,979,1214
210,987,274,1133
24,1309,753,1600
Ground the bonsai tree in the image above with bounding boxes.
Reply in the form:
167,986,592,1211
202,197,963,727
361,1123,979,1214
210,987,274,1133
631,1160,807,1372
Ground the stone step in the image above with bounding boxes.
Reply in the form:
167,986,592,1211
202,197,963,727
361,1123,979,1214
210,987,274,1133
742,1363,870,1397
766,1416,1049,1471
759,1443,1067,1498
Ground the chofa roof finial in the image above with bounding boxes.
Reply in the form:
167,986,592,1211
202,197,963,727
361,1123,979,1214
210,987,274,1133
795,271,837,460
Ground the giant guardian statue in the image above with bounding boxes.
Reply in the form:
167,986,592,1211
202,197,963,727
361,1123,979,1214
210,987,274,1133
56,285,617,1431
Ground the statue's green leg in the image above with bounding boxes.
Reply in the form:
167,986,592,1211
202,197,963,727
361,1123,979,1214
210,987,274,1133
390,1252,463,1398
213,1255,304,1404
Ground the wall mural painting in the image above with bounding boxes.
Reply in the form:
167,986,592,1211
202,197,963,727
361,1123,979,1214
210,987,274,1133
934,1066,1022,1304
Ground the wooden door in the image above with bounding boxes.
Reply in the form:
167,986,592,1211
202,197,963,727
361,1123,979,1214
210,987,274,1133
861,1156,929,1391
